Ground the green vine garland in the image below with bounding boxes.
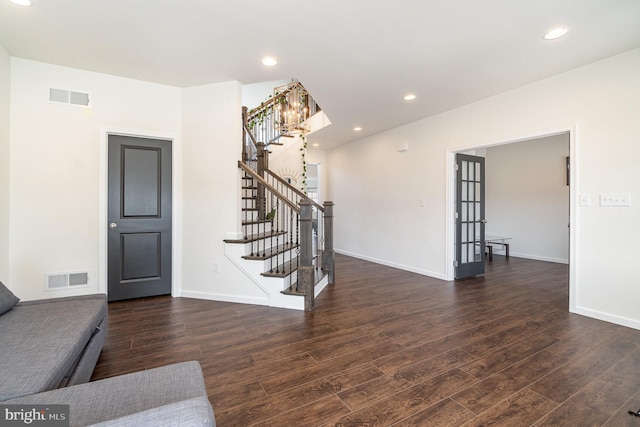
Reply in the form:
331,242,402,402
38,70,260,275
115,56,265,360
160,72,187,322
246,91,283,131
299,132,308,195
247,89,309,195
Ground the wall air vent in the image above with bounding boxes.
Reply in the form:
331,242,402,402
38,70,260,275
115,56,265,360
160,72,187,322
45,272,90,291
49,88,91,107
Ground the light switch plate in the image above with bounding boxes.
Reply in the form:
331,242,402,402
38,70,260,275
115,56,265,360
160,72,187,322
599,193,631,207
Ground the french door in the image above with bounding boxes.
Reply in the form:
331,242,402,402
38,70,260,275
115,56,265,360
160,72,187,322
455,154,486,279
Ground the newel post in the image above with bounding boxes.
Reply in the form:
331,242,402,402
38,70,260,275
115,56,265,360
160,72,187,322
322,201,335,285
299,198,315,310
256,142,269,219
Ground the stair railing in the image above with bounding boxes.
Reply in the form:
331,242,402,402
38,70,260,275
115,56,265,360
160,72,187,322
242,81,321,163
239,82,332,310
264,168,327,271
238,161,301,291
237,151,334,310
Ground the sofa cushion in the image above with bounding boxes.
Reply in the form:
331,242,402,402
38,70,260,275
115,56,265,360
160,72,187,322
0,294,106,401
4,361,216,427
0,281,19,316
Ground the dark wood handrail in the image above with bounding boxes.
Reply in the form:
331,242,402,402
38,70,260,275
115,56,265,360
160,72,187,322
238,161,300,213
266,168,324,212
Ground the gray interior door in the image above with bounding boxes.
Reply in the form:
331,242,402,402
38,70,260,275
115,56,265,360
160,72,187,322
108,135,172,301
455,153,486,279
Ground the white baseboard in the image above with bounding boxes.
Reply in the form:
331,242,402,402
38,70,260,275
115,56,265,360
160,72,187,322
177,290,269,306
335,249,448,281
508,252,569,264
574,306,640,331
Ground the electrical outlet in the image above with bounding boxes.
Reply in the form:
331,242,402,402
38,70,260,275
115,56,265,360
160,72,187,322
213,262,221,273
599,193,631,207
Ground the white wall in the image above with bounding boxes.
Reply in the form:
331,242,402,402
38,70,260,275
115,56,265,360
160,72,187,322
9,58,181,300
242,79,289,111
485,134,569,263
327,48,640,329
180,82,265,304
0,44,10,284
269,135,306,189
6,59,287,305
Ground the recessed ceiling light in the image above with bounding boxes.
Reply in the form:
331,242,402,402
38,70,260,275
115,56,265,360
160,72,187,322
312,143,320,147
403,94,417,101
9,0,32,5
261,56,278,67
353,127,362,132
544,27,568,40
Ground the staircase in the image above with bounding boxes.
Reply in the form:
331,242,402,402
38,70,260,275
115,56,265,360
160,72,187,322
224,81,334,311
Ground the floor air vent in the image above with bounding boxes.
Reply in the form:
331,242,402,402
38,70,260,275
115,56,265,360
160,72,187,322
46,272,89,290
49,88,91,107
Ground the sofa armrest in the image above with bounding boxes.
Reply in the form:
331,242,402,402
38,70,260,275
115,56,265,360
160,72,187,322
89,396,215,427
3,361,215,427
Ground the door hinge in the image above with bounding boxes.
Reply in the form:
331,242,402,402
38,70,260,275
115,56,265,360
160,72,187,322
454,163,459,171
453,260,459,267
455,212,459,219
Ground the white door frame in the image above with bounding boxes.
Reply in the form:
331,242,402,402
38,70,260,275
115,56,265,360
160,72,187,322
445,125,578,313
98,126,182,298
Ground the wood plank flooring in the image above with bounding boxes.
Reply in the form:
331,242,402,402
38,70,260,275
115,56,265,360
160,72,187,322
91,254,640,426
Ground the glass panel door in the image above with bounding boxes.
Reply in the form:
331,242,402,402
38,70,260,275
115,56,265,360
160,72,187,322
455,153,486,279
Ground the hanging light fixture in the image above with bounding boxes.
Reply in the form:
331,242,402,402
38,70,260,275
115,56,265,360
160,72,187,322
274,81,310,136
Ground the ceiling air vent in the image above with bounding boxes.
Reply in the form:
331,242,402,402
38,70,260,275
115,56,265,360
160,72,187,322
46,272,89,291
49,88,91,107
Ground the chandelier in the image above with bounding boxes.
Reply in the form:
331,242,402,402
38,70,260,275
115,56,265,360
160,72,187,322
274,81,310,136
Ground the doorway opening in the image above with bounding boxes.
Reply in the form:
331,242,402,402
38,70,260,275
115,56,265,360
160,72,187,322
447,128,576,311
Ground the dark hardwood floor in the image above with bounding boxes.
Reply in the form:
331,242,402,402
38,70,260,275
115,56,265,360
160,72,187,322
92,254,640,426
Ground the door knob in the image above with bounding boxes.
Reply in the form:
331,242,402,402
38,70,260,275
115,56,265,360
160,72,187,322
109,223,118,229
481,219,488,224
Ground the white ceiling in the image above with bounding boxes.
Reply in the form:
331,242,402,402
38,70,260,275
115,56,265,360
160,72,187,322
1,0,639,148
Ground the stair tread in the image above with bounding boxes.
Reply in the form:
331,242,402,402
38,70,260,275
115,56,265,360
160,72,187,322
224,230,286,244
281,268,327,296
243,243,299,260
262,258,299,278
242,219,271,226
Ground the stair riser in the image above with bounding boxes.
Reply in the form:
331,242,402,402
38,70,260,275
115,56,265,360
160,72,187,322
258,250,298,272
241,190,257,200
242,222,273,234
241,201,281,218
263,271,298,292
262,271,297,289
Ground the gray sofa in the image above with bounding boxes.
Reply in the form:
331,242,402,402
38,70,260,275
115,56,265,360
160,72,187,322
5,361,215,427
0,292,108,401
0,281,215,426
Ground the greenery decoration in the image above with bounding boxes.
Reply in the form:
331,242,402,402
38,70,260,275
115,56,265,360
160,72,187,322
247,86,309,194
299,132,308,195
266,207,277,221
